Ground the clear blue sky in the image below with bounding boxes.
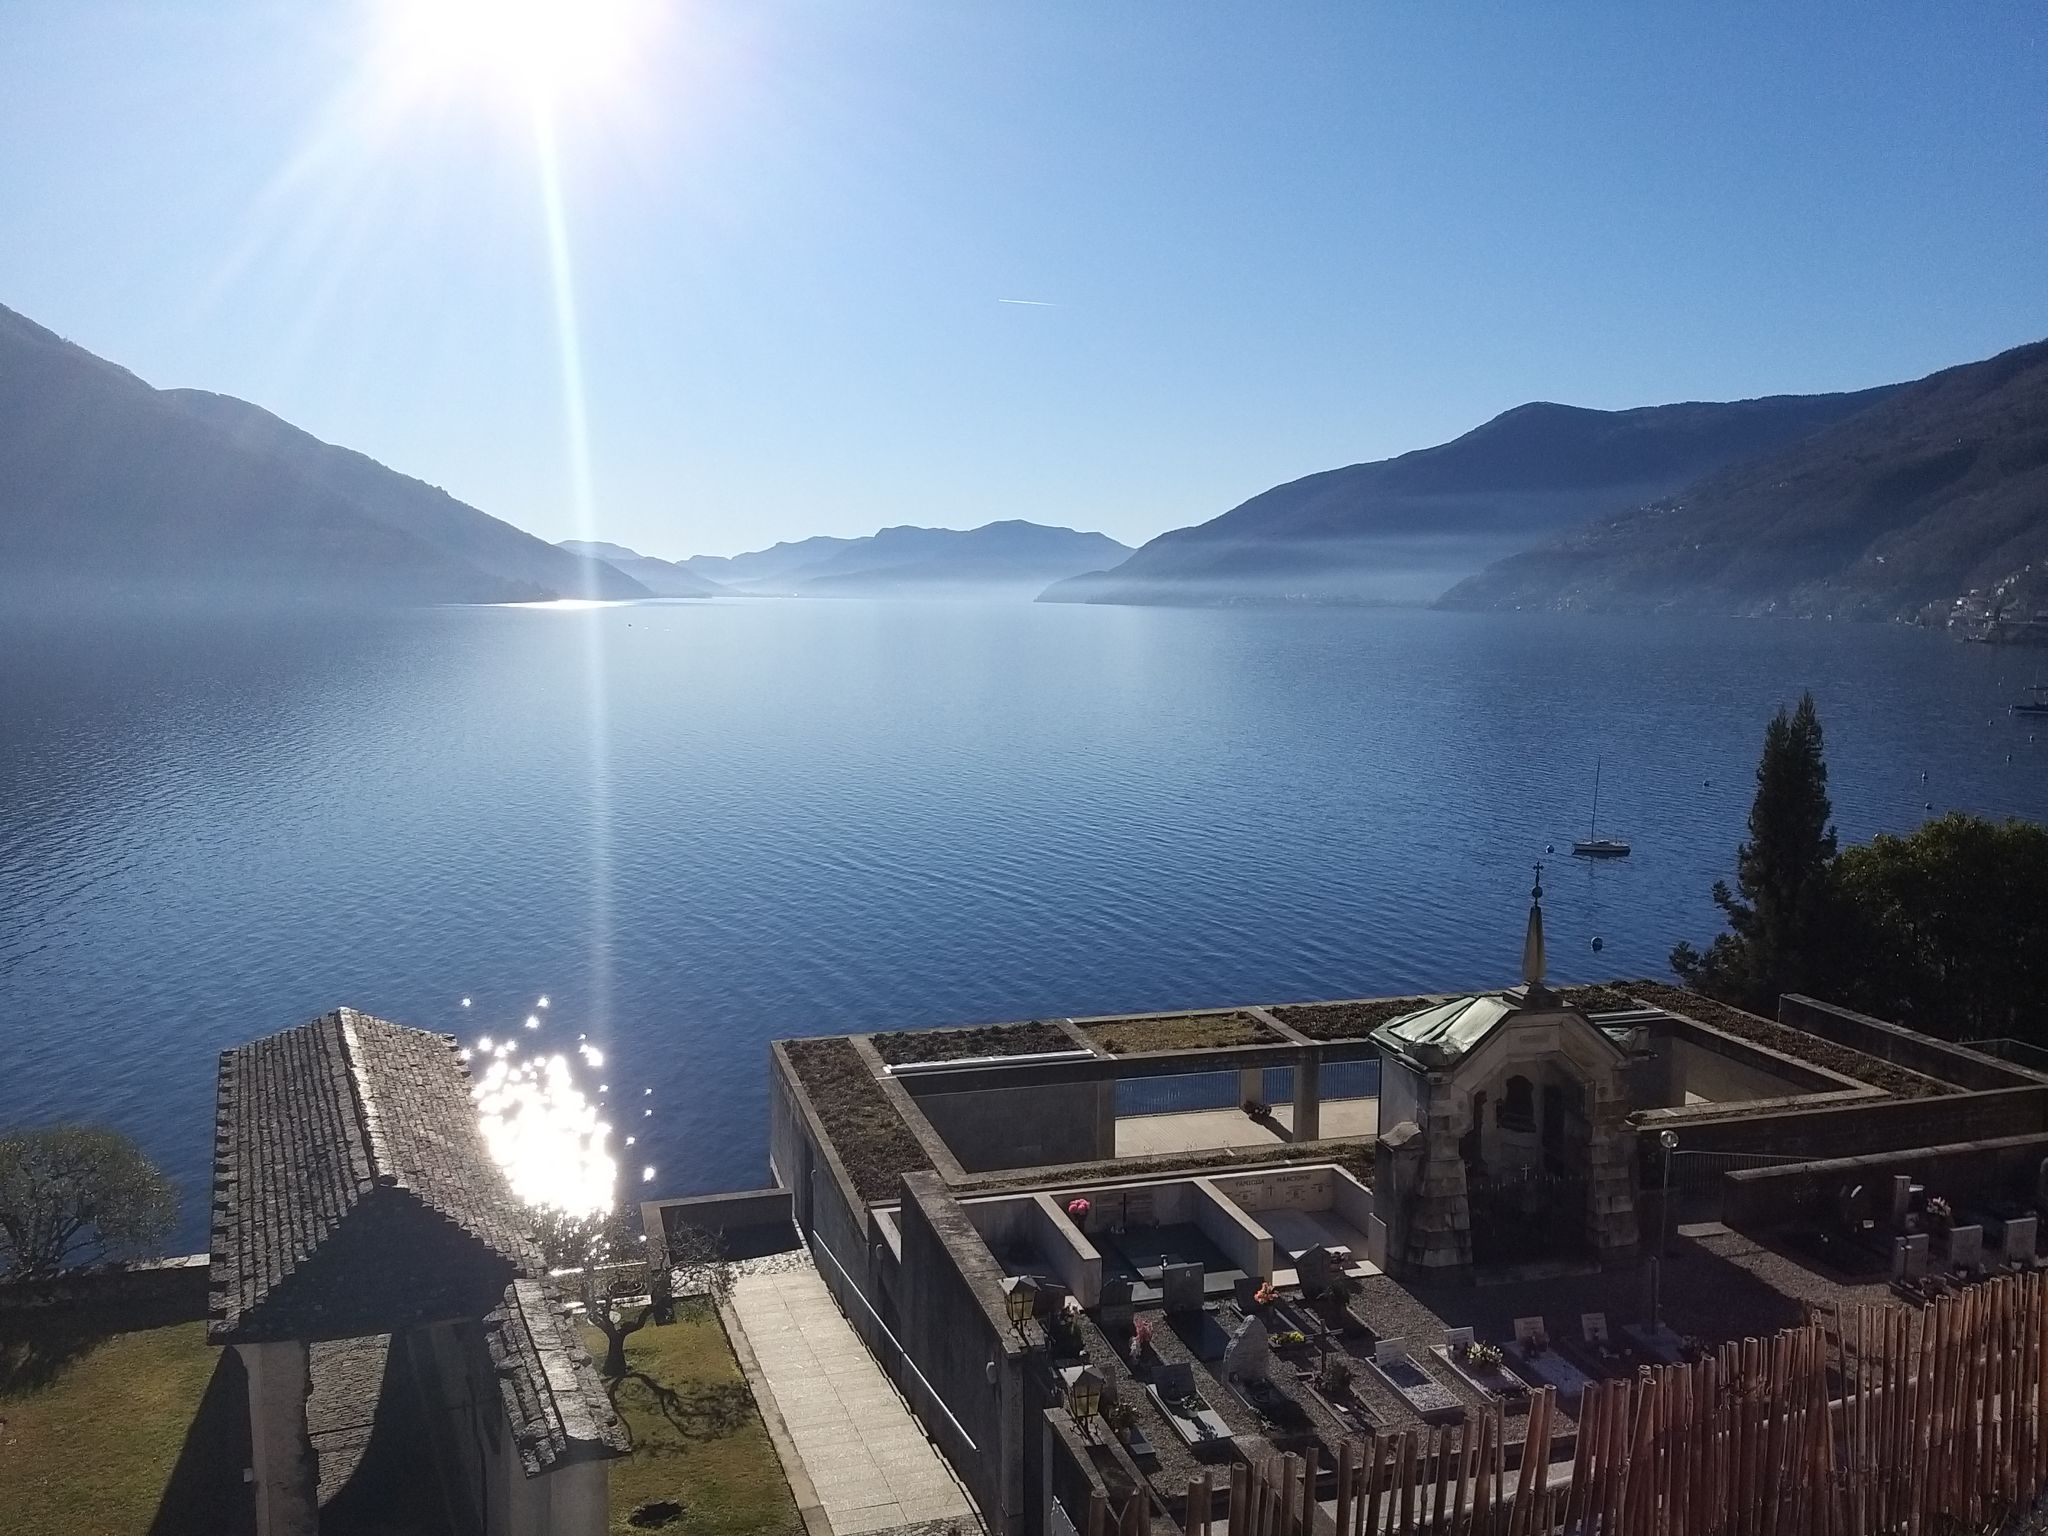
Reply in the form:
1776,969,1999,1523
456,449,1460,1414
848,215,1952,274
2,2,2044,558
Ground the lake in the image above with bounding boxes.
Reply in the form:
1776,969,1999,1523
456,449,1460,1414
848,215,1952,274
4,599,2044,1249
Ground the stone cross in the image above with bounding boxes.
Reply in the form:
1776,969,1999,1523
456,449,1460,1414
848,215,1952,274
1224,1315,1272,1383
1161,1260,1204,1314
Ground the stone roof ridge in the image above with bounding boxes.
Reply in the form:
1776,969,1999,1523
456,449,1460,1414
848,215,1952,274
487,1277,630,1473
336,1008,401,1190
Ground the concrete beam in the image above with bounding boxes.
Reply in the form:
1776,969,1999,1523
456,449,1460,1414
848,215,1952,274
238,1339,317,1536
889,1035,1382,1096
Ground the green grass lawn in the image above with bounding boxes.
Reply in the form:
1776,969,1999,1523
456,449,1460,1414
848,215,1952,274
1085,1011,1272,1055
582,1302,803,1536
0,1312,238,1536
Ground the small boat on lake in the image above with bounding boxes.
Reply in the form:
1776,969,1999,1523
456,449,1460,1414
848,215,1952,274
2012,684,2048,716
1572,758,1631,859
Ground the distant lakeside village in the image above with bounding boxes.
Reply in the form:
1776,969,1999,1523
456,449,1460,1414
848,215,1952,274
6,704,2048,1536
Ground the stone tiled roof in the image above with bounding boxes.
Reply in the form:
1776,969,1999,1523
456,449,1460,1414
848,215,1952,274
209,1007,543,1344
485,1278,631,1473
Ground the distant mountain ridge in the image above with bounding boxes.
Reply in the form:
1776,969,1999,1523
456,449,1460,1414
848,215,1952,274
0,301,647,607
682,520,1131,598
557,540,730,598
1039,386,1900,607
1442,337,2048,620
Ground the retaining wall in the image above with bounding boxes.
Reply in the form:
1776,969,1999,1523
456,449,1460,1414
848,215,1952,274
1778,995,2048,1092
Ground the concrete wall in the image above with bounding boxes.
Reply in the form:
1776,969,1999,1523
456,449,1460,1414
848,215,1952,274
0,1252,211,1318
1639,1085,2048,1168
238,1339,317,1536
1192,1177,1275,1281
1721,1132,2048,1229
1673,1036,1818,1105
897,1174,1028,1534
1779,995,2047,1091
908,1080,1114,1173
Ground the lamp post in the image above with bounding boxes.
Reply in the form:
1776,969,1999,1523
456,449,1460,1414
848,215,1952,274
1003,1276,1039,1341
1062,1364,1104,1439
1651,1129,1678,1338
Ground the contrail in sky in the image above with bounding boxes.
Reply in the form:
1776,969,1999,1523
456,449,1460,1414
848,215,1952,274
997,297,1058,306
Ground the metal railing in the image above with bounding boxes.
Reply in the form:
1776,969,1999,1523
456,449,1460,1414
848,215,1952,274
808,1228,978,1453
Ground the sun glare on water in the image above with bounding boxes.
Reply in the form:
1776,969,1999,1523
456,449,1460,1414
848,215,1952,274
470,1010,619,1221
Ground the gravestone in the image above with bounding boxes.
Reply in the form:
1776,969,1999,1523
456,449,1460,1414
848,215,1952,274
1091,1190,1126,1232
1297,1244,1336,1294
1124,1190,1156,1229
1374,1337,1410,1366
1948,1224,1984,1272
1894,1232,1929,1280
2005,1215,2039,1266
1366,1214,1390,1270
1444,1326,1475,1353
1034,1279,1071,1320
1513,1316,1549,1350
1161,1260,1204,1315
1224,1315,1272,1383
1581,1312,1609,1346
1157,1360,1197,1397
1889,1175,1915,1231
1100,1277,1135,1333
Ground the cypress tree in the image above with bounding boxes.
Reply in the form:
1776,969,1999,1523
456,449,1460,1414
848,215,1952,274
1672,692,1839,1010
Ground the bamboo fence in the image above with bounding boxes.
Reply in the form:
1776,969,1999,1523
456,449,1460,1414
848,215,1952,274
1098,1273,2048,1536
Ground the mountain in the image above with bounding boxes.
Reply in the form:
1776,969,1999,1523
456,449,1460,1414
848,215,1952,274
1442,338,2048,620
685,521,1132,598
1038,387,1899,608
0,301,648,608
557,539,730,598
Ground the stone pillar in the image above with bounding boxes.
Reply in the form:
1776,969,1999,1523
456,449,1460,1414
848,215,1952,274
237,1340,318,1536
1293,1050,1322,1143
1239,1066,1264,1109
1585,1096,1641,1266
1092,1080,1117,1159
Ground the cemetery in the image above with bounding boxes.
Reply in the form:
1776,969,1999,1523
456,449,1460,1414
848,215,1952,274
765,888,2048,1532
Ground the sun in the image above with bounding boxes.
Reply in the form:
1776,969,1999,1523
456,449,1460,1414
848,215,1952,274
373,0,654,113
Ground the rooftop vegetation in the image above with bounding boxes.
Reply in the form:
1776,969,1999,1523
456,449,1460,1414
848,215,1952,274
781,1037,931,1204
1082,1011,1274,1055
869,1018,1073,1065
1628,980,1955,1098
1270,998,1438,1040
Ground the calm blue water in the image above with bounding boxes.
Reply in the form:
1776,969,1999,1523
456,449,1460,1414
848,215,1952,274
4,600,2045,1248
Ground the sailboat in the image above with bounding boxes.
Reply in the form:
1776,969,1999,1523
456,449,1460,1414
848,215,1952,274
1572,758,1632,859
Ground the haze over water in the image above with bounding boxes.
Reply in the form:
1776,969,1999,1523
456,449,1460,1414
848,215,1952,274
5,600,2045,1248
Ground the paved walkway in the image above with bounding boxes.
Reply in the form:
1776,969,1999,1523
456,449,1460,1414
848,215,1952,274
727,1259,979,1535
1114,1095,1379,1157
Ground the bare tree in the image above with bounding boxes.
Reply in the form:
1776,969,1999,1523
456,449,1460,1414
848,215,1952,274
0,1125,176,1281
662,1220,732,1306
526,1205,655,1379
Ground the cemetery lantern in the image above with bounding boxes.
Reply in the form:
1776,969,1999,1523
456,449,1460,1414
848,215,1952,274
1004,1275,1040,1338
1063,1364,1105,1437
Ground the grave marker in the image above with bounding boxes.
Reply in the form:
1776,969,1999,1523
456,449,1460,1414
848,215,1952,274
1297,1244,1336,1293
1948,1224,1984,1272
1513,1316,1549,1350
1581,1312,1609,1346
1224,1315,1272,1383
1099,1277,1134,1332
1161,1260,1204,1314
2005,1215,2039,1266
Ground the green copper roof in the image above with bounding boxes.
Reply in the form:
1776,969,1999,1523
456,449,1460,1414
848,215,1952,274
1371,994,1521,1069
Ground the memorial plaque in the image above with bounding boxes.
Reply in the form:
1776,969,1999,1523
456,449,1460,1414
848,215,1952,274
1374,1337,1410,1366
1158,1360,1196,1396
1090,1191,1125,1232
1444,1326,1475,1352
1513,1316,1549,1350
1124,1190,1156,1229
1948,1224,1984,1272
1161,1260,1204,1314
2005,1216,2039,1266
1297,1244,1336,1293
1224,1315,1272,1383
1581,1312,1609,1345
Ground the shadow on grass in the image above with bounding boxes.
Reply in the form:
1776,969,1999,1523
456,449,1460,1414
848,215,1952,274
0,1292,205,1394
149,1349,255,1536
608,1369,756,1445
